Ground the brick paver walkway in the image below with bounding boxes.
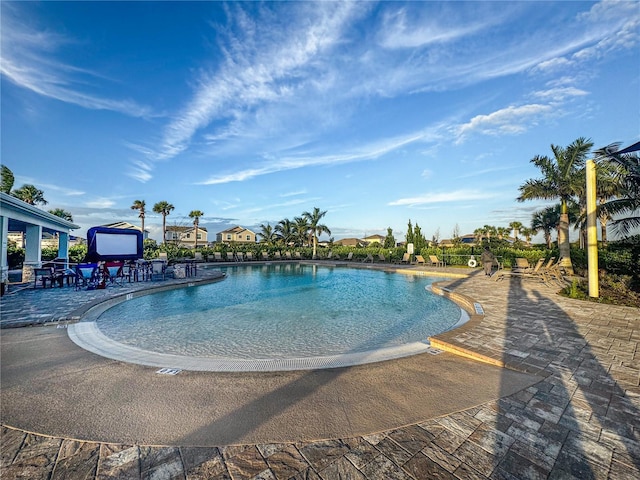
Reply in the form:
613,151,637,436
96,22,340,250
1,264,638,479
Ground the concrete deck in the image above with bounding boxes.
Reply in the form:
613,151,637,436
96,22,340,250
1,263,638,479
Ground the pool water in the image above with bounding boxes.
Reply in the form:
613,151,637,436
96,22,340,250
95,264,462,360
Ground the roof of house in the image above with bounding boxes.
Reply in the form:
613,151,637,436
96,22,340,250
102,221,147,232
166,225,207,232
364,234,385,241
218,225,255,235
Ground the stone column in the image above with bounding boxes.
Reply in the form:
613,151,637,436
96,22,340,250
22,224,42,283
57,232,70,267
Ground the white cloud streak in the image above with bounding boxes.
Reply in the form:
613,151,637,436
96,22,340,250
1,6,152,118
388,190,495,207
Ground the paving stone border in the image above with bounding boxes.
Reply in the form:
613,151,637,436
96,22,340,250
2,263,639,479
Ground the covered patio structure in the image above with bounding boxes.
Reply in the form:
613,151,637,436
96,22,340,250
0,192,79,289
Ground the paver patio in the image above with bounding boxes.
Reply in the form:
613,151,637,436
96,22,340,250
1,263,638,479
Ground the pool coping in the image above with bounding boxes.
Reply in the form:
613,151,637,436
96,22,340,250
67,263,473,372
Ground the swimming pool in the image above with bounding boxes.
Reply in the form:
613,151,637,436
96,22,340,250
70,264,466,371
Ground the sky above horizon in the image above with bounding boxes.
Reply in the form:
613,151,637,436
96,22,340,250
2,1,639,244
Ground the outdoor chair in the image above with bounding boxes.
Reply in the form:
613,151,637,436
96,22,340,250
103,261,125,286
362,254,374,263
75,263,99,290
213,252,223,262
378,253,386,262
226,252,235,262
400,253,410,264
285,251,293,260
245,252,254,261
158,252,168,261
429,255,446,267
346,252,354,261
494,258,545,283
32,267,54,289
295,252,302,260
150,260,166,281
415,255,426,265
261,251,269,260
194,252,204,262
274,251,282,260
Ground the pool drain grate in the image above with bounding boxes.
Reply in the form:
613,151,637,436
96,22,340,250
156,368,182,375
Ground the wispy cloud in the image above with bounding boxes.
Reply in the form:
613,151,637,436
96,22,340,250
196,131,427,185
389,190,495,207
1,5,152,118
158,2,364,160
455,166,521,180
85,197,117,209
454,104,553,143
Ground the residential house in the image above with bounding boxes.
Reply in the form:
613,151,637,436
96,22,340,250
363,234,385,245
216,226,256,244
165,226,208,248
333,237,367,247
102,221,149,240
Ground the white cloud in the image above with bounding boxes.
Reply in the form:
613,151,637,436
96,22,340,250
1,6,152,118
388,190,495,207
158,2,363,160
455,104,553,143
530,87,589,103
85,197,116,209
196,131,427,185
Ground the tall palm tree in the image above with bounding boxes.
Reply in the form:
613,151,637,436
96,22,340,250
1,165,15,194
48,208,73,222
131,200,146,235
188,210,204,249
303,207,331,259
518,137,594,273
275,218,295,246
11,184,47,205
153,201,175,244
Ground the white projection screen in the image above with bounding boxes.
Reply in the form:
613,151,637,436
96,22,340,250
87,226,143,261
95,232,139,256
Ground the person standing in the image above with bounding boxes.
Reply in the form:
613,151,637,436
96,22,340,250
481,246,495,276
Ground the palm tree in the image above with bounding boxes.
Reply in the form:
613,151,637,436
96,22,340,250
293,216,311,247
473,228,484,245
131,200,146,235
531,207,558,249
11,184,47,206
48,208,73,222
596,143,640,239
303,207,331,259
509,221,523,241
275,218,295,246
496,226,510,240
1,165,14,194
519,226,534,244
518,137,594,273
153,201,175,244
258,223,277,245
188,210,204,249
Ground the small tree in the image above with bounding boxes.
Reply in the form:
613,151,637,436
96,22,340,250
406,220,415,245
383,227,396,248
1,165,15,194
452,224,461,245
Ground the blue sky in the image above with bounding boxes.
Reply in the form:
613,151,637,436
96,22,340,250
2,1,639,243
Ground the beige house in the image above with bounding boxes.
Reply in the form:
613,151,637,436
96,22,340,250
165,226,208,248
102,221,149,240
363,234,385,244
216,226,256,244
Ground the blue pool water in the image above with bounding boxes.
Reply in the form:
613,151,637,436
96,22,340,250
95,264,462,360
